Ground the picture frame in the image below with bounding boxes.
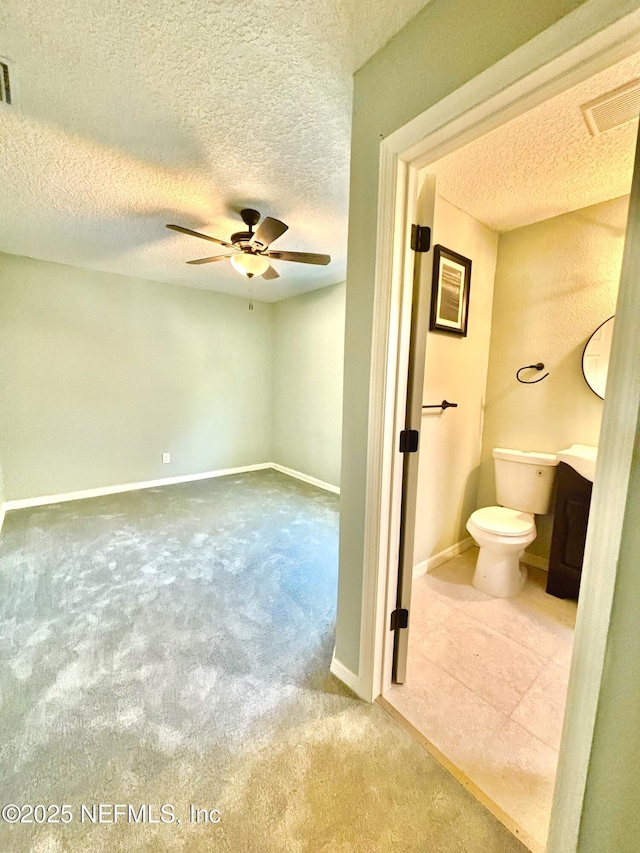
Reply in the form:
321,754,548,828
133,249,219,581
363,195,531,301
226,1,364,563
429,245,472,337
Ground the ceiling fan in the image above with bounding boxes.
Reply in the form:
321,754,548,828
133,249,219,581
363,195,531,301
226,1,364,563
166,209,331,279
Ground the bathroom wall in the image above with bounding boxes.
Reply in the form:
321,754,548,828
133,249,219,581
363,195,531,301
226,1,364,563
478,195,629,561
272,282,345,488
413,191,499,571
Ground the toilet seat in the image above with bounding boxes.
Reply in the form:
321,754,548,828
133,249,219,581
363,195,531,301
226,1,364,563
469,506,534,537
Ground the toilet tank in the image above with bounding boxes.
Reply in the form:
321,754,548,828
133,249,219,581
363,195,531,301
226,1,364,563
493,448,558,514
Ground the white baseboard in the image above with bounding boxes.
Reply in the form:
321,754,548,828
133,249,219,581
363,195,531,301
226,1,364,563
413,536,475,580
3,463,272,511
2,461,340,513
330,653,364,698
522,550,549,572
270,463,340,495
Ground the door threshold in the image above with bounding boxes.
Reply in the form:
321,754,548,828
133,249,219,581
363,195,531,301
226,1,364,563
376,695,541,853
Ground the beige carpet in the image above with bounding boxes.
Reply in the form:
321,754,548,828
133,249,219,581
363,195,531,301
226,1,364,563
0,471,527,852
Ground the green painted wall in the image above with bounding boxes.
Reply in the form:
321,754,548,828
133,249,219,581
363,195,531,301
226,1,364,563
0,253,273,500
336,0,594,675
272,282,345,487
577,430,640,851
0,252,346,503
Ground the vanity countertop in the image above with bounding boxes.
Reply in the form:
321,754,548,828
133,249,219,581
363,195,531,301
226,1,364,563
557,444,598,482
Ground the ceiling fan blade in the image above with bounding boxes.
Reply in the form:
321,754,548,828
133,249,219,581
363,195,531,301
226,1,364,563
266,250,331,266
186,254,234,265
261,265,280,280
167,223,237,250
253,217,288,248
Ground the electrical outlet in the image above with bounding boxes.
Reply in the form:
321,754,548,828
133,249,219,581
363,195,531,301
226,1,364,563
162,452,171,464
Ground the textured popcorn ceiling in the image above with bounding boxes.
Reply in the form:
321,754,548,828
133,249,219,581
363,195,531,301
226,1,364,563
0,0,428,301
427,52,640,233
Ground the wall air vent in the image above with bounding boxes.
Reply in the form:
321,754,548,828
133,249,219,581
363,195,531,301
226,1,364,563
581,78,640,136
0,58,14,105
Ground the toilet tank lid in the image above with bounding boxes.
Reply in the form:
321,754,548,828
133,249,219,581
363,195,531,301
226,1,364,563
493,447,558,466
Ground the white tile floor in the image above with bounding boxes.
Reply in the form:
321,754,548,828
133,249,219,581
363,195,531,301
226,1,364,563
385,547,577,852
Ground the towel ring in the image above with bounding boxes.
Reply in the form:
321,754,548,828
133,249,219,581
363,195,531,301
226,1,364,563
516,363,549,384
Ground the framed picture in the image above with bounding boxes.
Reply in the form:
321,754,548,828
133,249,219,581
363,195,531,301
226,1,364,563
429,245,472,336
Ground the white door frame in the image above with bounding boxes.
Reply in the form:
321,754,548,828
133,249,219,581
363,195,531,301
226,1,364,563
358,2,640,849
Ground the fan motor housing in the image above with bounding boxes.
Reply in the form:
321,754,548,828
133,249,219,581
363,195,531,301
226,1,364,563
230,231,254,248
231,209,263,249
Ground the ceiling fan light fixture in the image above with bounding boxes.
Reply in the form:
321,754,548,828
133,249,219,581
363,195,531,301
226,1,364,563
168,210,331,277
230,253,270,278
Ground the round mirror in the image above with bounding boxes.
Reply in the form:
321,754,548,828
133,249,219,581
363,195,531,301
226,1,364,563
582,316,614,400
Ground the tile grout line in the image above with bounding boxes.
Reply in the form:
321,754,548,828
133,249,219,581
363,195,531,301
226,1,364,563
410,612,549,719
456,599,561,665
508,661,568,753
411,558,574,710
409,641,519,721
404,645,510,732
491,709,561,761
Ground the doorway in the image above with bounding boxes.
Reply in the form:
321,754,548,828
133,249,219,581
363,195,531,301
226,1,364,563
360,17,640,853
385,73,639,839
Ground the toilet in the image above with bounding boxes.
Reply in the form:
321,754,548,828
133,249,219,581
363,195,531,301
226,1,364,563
467,448,558,598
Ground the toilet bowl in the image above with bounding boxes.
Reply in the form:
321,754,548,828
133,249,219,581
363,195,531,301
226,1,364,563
467,449,558,598
467,507,536,597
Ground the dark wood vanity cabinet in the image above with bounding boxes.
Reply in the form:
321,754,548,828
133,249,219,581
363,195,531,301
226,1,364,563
547,462,593,600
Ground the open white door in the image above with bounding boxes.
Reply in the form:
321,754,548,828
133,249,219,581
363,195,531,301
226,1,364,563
391,174,437,683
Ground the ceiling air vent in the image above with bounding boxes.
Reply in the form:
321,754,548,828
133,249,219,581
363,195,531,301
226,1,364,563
0,58,14,105
581,78,640,136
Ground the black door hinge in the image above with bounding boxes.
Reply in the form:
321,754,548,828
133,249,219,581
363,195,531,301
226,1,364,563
410,224,431,253
399,429,419,453
390,608,409,631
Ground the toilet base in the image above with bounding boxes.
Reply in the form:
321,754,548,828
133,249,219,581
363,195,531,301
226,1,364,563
472,546,528,598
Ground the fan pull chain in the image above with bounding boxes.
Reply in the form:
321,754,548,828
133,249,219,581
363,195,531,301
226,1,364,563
248,280,254,311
